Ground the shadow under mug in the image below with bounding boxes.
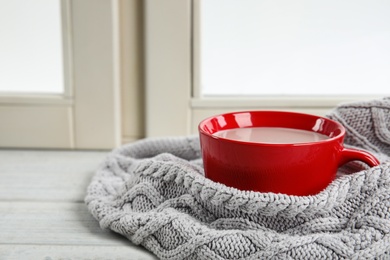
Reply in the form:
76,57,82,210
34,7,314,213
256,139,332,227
198,111,380,196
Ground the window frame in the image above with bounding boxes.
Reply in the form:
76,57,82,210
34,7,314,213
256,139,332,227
0,0,122,149
145,0,384,137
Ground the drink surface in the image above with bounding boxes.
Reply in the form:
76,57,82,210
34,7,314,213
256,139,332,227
213,127,329,144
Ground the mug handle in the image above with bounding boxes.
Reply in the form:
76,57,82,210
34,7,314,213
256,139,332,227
339,148,380,167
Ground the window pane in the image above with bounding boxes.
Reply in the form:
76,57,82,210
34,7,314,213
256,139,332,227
201,0,390,96
0,0,64,94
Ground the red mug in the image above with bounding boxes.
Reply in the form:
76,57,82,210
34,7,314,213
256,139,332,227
198,111,380,196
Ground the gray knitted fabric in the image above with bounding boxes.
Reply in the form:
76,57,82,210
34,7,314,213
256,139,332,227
86,98,390,259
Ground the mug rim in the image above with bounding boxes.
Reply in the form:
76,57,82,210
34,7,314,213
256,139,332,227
198,110,346,147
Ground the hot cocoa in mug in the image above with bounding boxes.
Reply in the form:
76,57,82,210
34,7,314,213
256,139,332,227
213,127,329,144
198,111,380,196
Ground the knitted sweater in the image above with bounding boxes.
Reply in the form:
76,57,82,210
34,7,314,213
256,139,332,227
86,98,390,259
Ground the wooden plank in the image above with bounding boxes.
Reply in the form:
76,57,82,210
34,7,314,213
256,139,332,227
0,150,157,258
0,201,155,259
0,244,157,259
0,150,107,201
0,202,123,246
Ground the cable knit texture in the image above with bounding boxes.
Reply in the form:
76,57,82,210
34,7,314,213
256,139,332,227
86,98,390,259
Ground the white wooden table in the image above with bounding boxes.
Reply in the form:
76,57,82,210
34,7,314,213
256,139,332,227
0,150,157,259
